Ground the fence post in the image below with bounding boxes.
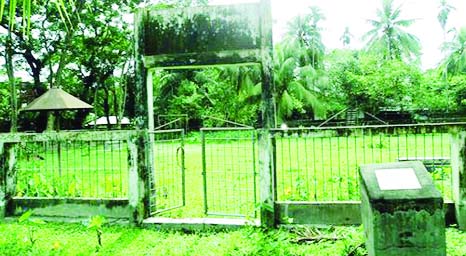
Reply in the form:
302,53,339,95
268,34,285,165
258,0,276,227
451,131,466,230
128,134,149,225
0,143,16,219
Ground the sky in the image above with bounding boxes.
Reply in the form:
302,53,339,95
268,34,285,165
210,0,466,70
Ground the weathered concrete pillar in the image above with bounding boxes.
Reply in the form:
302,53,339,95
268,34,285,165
451,131,466,230
131,10,150,225
0,143,17,219
360,162,445,256
127,135,149,225
258,0,276,227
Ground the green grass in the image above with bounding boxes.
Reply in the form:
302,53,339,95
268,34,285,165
15,131,454,218
0,221,465,256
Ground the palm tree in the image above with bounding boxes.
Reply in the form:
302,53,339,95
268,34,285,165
286,6,325,69
437,0,455,77
437,0,455,34
340,27,353,48
363,0,420,62
441,27,466,75
273,38,325,124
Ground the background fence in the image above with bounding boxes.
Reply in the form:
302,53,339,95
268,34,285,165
3,123,463,219
272,123,459,202
12,131,131,199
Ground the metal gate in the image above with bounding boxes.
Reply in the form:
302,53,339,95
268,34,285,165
148,129,185,215
201,127,258,218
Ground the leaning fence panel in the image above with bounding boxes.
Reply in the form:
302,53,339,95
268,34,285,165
273,124,459,202
148,129,185,215
14,131,131,199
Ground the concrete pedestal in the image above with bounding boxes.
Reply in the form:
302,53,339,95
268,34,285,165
359,161,445,256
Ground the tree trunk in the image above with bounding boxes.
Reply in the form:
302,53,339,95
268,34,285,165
6,29,18,133
103,87,111,130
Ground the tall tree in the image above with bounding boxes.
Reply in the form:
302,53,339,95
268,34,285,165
437,0,455,111
340,27,353,48
273,39,325,123
363,0,420,62
437,0,455,33
441,27,466,75
286,6,325,69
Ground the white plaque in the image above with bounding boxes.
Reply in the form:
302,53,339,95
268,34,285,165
374,168,421,190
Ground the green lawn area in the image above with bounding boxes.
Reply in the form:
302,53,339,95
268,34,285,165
1,221,465,256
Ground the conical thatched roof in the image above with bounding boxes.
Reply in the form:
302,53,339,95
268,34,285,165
21,88,93,111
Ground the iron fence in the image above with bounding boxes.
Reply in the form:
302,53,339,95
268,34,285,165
272,123,462,202
201,128,258,218
12,131,131,199
148,129,185,215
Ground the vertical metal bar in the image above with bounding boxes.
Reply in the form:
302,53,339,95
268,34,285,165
81,140,84,197
111,139,115,198
96,141,100,197
88,141,91,197
405,133,408,159
328,136,333,200
73,141,77,197
201,130,208,215
312,136,317,200
181,131,186,206
103,140,107,197
253,130,258,218
370,131,374,163
346,134,350,199
280,135,285,199
321,136,325,199
337,135,341,200
288,133,292,194
51,140,55,194
119,140,122,197
388,132,392,161
397,129,400,161
65,140,69,195
304,132,310,200
354,131,359,197
296,133,301,199
362,129,366,164
271,133,277,202
379,133,382,162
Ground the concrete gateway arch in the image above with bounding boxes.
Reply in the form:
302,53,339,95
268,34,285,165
133,1,275,226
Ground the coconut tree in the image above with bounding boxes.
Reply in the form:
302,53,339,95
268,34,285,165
437,0,455,77
273,38,325,124
363,0,420,62
437,0,455,34
340,27,353,48
286,6,326,69
441,27,466,75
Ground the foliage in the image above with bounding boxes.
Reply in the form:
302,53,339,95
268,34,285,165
1,0,136,131
437,0,455,32
441,27,466,76
327,51,422,113
1,221,466,255
17,210,46,248
87,215,106,251
287,6,326,69
273,36,326,123
340,27,353,47
412,70,456,112
153,66,261,128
